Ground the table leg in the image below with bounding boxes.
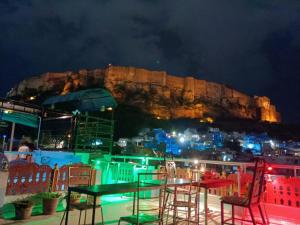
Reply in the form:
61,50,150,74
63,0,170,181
133,192,136,215
204,188,208,225
65,190,71,225
91,195,96,225
158,189,162,224
196,192,200,224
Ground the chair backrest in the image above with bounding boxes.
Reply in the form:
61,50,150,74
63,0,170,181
176,167,190,179
165,161,176,178
248,158,266,205
227,172,253,196
191,169,202,181
68,165,92,187
116,162,135,183
136,172,168,224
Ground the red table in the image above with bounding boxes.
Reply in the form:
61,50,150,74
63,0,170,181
198,179,234,225
166,178,233,225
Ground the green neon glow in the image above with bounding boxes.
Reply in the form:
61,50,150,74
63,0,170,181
101,195,133,205
74,152,90,164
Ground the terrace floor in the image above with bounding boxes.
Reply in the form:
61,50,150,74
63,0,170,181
0,193,298,225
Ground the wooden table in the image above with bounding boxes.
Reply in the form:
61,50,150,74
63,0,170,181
64,178,192,225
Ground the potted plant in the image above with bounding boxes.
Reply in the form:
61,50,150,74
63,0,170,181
70,192,81,204
13,198,34,220
41,192,62,215
87,195,101,205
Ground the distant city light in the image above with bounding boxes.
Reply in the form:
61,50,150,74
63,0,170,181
270,140,275,148
247,143,254,149
194,159,199,165
179,137,185,143
92,139,103,146
95,140,102,145
206,117,214,123
118,139,127,147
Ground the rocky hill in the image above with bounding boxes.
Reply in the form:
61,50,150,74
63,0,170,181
8,66,281,123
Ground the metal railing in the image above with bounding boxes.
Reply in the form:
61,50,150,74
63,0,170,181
110,155,300,196
110,155,300,174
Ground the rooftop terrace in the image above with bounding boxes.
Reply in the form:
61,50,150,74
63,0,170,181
1,154,300,224
0,194,298,225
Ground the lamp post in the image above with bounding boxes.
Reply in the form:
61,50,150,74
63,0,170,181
106,106,114,155
36,116,42,149
71,110,80,151
9,122,15,151
67,133,71,149
2,135,6,152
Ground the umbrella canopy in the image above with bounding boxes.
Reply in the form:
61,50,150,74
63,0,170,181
43,88,117,112
0,111,38,128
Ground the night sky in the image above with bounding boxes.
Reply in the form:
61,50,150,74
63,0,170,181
0,1,300,122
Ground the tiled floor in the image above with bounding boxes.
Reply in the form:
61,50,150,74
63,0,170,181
0,194,298,225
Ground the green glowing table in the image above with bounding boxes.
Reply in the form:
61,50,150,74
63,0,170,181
64,178,192,225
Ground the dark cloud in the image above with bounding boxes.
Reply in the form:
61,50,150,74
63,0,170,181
262,26,300,122
0,0,300,122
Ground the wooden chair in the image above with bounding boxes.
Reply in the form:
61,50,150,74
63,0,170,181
163,162,199,224
60,165,104,225
165,161,177,178
191,169,204,182
168,179,201,225
118,172,168,225
221,158,266,225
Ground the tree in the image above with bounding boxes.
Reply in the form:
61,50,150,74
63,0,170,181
224,139,241,152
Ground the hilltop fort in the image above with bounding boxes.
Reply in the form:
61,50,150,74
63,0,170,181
8,66,281,123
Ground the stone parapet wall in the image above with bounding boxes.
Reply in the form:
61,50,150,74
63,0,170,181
166,74,185,90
